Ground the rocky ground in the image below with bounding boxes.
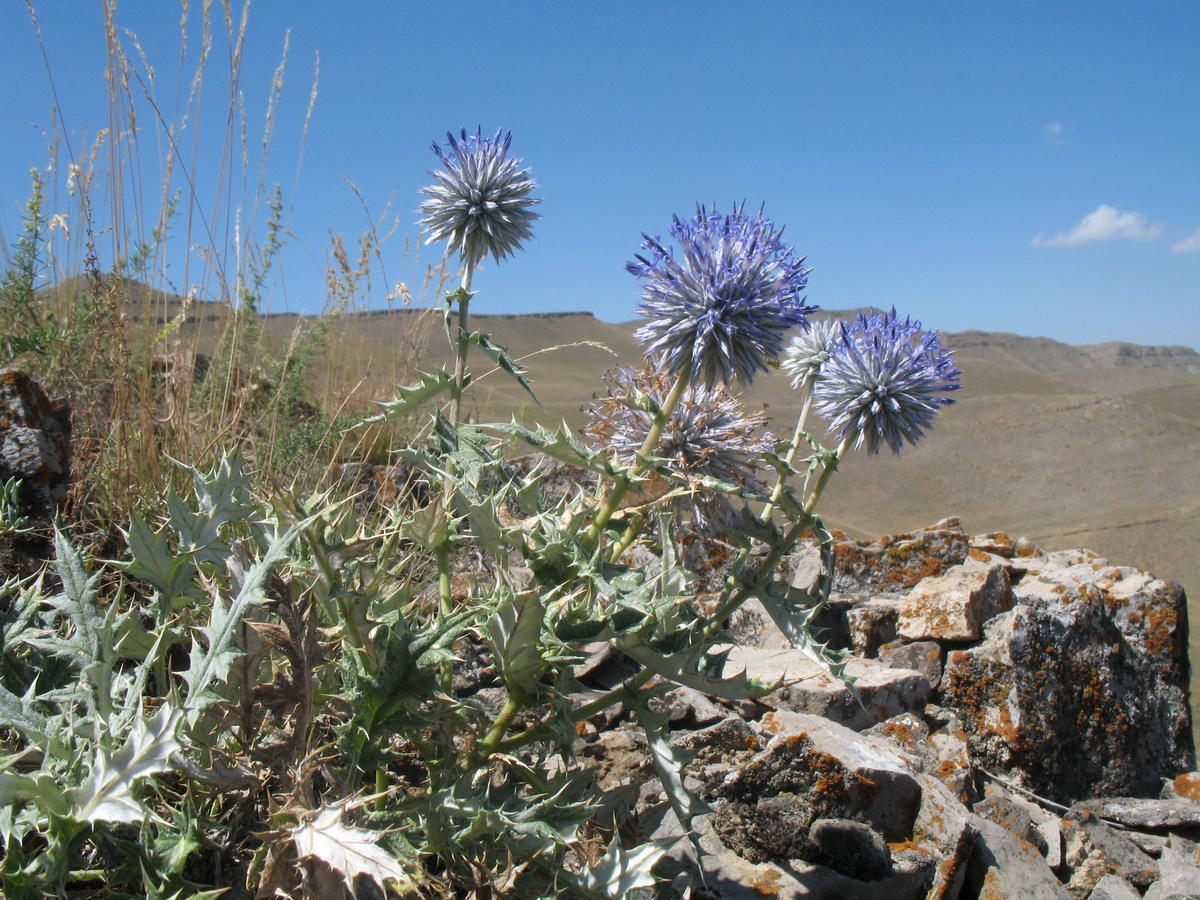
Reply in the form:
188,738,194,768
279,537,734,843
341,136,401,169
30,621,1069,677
554,522,1198,898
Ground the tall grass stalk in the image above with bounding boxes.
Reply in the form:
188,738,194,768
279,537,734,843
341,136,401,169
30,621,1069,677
10,0,439,531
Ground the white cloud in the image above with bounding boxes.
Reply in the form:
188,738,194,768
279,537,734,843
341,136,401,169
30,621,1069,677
1044,121,1064,136
1171,228,1200,253
1032,204,1164,247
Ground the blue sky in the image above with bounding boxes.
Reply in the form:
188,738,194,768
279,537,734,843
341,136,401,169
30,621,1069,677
2,1,1198,350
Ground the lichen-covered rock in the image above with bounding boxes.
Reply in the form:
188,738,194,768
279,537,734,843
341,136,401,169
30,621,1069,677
897,563,1014,642
965,815,1070,899
0,367,70,521
939,583,1194,802
1014,557,1190,690
710,712,976,897
1060,814,1158,892
831,521,969,594
1077,797,1200,830
879,640,944,689
863,710,975,803
846,597,900,656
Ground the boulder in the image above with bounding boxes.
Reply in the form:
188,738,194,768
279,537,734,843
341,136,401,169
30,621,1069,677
965,815,1070,899
1144,836,1200,899
939,584,1193,802
879,640,944,689
0,368,70,521
897,563,1014,642
1087,873,1143,900
831,521,969,594
707,711,976,898
1061,814,1158,892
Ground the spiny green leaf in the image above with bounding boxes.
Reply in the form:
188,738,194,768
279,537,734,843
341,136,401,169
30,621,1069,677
181,516,314,714
290,803,423,896
359,369,461,424
0,683,48,744
617,632,776,701
563,835,679,899
0,772,69,817
486,421,613,475
628,692,708,828
123,514,199,601
470,330,538,404
487,590,548,695
52,527,102,616
69,703,181,825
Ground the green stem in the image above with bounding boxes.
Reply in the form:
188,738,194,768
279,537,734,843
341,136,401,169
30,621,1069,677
449,266,475,428
435,541,453,618
494,666,659,756
464,691,524,771
375,767,387,812
584,368,692,545
700,519,807,640
607,511,645,564
760,390,814,521
803,438,848,515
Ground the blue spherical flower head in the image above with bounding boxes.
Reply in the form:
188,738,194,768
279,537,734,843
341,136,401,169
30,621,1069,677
629,204,815,389
419,127,540,269
813,310,962,455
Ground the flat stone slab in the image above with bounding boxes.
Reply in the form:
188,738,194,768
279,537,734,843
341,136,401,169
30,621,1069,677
1078,797,1200,830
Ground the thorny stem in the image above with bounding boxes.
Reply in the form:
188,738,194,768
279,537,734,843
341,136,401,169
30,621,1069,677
700,519,808,640
584,368,692,546
760,389,814,521
494,667,659,756
437,264,474,677
608,511,646,563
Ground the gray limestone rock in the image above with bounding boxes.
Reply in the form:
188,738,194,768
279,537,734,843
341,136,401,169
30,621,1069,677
1086,873,1144,900
939,584,1192,802
724,646,930,731
966,815,1070,899
1078,797,1200,830
898,563,1015,642
1061,815,1158,890
708,712,976,897
846,598,900,657
1146,836,1200,900
879,640,944,690
0,368,71,522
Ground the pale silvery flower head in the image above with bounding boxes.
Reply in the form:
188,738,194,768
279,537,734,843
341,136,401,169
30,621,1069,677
628,204,815,389
813,310,961,455
584,362,771,533
418,127,540,268
781,317,842,389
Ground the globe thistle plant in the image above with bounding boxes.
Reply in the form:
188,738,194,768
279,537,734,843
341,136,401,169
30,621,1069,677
628,204,815,389
585,362,771,533
418,127,540,269
812,310,961,455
